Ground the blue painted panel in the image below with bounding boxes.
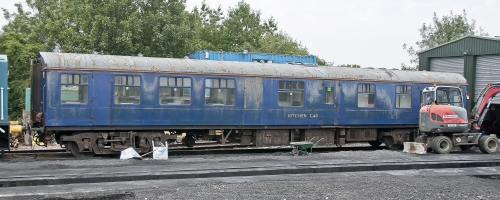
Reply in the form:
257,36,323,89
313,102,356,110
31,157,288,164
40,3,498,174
0,55,7,124
92,72,111,125
45,71,92,126
321,81,339,125
261,78,325,126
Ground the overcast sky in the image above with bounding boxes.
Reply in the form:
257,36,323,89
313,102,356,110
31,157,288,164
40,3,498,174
1,0,499,68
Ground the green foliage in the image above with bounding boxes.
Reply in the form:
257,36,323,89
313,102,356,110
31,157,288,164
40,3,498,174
401,10,488,70
316,57,327,66
258,31,308,55
345,64,361,68
0,32,47,119
190,0,280,53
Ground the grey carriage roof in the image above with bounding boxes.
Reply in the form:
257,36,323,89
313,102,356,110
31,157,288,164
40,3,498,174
39,52,467,85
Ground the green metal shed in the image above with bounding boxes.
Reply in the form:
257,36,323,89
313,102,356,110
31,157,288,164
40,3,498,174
418,35,500,111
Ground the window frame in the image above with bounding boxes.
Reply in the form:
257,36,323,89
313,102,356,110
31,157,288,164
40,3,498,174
159,76,192,105
60,73,89,105
357,83,375,108
324,86,335,104
278,80,305,107
395,85,412,109
204,78,236,106
114,75,142,105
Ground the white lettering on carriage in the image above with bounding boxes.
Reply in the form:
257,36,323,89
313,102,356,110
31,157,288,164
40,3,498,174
288,114,307,118
287,114,319,118
443,115,458,118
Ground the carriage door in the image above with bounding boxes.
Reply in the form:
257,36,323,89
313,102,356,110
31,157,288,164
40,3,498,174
324,81,339,125
91,72,111,125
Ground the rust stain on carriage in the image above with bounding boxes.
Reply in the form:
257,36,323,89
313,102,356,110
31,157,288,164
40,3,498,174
74,55,81,67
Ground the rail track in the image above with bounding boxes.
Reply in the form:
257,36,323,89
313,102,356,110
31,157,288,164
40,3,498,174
0,144,385,160
0,149,73,160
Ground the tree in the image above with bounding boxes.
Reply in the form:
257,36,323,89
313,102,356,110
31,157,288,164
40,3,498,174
188,0,225,51
0,32,46,119
346,64,361,68
258,31,308,55
3,0,191,57
188,1,312,60
316,57,328,66
219,1,276,52
401,10,488,70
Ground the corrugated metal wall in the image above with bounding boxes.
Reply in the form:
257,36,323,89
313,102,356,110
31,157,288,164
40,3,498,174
429,57,464,76
475,55,500,100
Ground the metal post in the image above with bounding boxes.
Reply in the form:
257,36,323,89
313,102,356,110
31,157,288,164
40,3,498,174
23,110,31,145
1,87,3,120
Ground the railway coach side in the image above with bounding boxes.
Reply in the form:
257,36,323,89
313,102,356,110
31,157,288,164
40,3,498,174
30,52,467,157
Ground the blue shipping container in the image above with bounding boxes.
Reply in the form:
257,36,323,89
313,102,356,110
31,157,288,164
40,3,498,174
188,50,317,64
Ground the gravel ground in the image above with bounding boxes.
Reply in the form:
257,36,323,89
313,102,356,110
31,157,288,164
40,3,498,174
3,144,500,200
2,145,496,172
128,170,500,200
5,167,500,200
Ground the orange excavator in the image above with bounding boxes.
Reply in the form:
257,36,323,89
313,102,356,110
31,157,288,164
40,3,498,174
417,84,500,154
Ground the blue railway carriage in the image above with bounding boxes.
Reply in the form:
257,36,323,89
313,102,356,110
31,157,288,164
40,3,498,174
0,54,9,151
31,52,467,156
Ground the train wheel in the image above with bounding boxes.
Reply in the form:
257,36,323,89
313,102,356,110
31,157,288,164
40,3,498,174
383,137,402,150
415,136,425,143
182,135,196,147
431,136,452,154
368,141,381,147
478,136,499,154
67,142,95,158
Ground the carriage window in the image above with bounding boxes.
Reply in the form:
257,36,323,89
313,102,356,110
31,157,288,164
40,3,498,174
396,86,411,108
114,75,141,104
358,84,375,107
60,74,88,104
325,87,334,104
205,78,235,105
159,77,191,105
278,81,304,106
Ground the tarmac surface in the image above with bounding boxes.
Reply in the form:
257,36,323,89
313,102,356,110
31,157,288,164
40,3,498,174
1,148,500,199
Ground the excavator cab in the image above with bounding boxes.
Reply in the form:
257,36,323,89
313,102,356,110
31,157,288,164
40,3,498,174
419,86,468,134
421,86,464,107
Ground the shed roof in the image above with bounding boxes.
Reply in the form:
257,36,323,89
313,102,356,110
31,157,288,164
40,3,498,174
418,35,500,55
39,52,467,85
